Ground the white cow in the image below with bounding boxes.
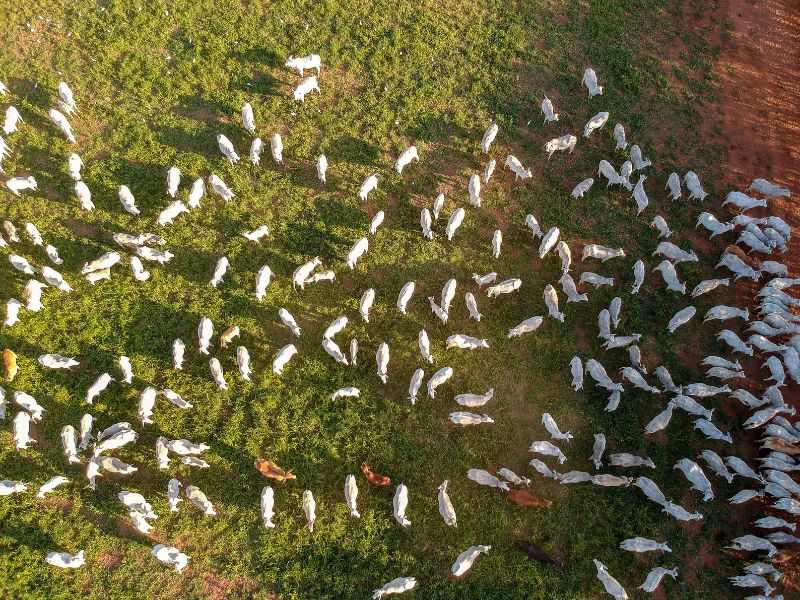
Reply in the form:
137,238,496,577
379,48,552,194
293,76,320,102
544,134,577,158
505,155,532,180
582,68,603,97
285,54,321,77
541,95,559,123
241,102,255,133
217,134,239,163
481,122,498,153
395,146,418,173
583,111,609,137
49,109,76,143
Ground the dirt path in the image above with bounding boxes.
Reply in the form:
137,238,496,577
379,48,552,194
709,0,800,405
712,0,800,186
711,0,800,243
709,0,800,583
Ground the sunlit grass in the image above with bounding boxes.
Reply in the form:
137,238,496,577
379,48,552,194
0,1,739,598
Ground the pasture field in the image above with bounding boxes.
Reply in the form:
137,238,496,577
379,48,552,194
0,1,764,598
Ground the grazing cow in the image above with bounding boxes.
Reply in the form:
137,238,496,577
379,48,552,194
516,541,561,566
467,468,509,491
667,306,696,333
293,76,320,102
372,577,416,599
505,155,532,181
254,459,296,482
582,68,603,97
396,281,415,314
217,134,239,163
723,191,768,212
241,102,255,133
45,550,85,569
359,174,378,201
116,185,140,216
393,484,410,527
684,171,708,200
208,174,234,200
571,178,593,198
451,545,491,577
395,146,418,173
261,486,275,527
152,545,189,573
544,134,577,158
508,490,552,508
273,344,298,374
593,559,628,600
49,109,76,142
438,480,457,526
481,122,498,153
3,106,23,135
541,95,559,123
583,111,609,137
285,54,322,77
6,176,37,196
56,81,77,116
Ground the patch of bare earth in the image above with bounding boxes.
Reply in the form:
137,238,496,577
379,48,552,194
706,0,800,592
708,0,800,320
711,1,800,191
200,569,260,600
96,549,124,569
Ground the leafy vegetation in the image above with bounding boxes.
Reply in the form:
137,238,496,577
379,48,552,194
0,1,747,598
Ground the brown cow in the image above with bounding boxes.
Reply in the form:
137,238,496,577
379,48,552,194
254,459,296,482
3,348,17,382
219,326,240,348
762,437,800,456
361,463,391,486
507,489,552,508
516,541,562,567
724,245,761,269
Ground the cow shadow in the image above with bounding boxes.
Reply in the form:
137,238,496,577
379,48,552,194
326,136,381,167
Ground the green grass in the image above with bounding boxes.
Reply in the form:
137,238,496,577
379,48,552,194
0,0,756,598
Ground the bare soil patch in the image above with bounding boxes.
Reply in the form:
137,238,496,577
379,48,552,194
200,570,260,600
708,0,800,590
708,0,800,325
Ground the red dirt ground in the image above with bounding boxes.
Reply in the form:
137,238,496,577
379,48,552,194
710,0,800,325
708,0,800,594
711,0,800,194
707,0,799,293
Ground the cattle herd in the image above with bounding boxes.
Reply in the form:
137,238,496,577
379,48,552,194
0,55,797,599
